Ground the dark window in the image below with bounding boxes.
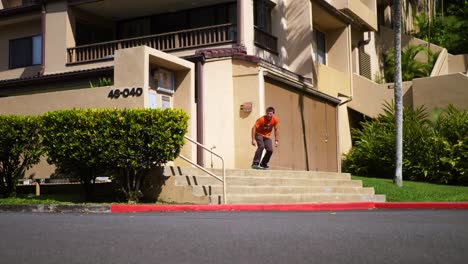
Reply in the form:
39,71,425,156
116,3,237,38
9,35,42,69
254,0,274,33
315,29,326,65
117,17,151,39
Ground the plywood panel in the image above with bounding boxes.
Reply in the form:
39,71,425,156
264,79,338,172
265,81,306,170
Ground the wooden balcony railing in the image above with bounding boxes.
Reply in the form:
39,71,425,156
67,23,237,64
254,26,278,54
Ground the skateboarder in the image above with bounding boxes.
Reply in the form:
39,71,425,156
251,106,279,169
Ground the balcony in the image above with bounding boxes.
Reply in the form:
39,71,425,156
254,26,278,54
67,23,236,64
331,0,377,31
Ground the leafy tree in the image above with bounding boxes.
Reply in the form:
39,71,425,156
413,1,468,54
0,116,43,198
384,44,439,82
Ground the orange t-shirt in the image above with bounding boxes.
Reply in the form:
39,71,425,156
255,116,279,138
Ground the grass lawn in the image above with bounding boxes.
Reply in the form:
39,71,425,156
0,193,89,205
353,176,468,202
2,178,468,204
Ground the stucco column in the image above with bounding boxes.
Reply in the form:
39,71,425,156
241,0,254,54
43,1,75,74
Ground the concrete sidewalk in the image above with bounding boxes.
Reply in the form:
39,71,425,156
2,202,468,213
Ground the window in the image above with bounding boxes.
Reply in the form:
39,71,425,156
254,0,275,33
152,68,175,94
9,35,42,69
314,29,326,65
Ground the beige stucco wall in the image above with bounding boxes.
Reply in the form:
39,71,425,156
332,0,377,31
430,48,449,76
338,101,352,156
0,85,144,115
326,26,351,74
349,74,412,118
240,0,254,54
202,58,236,168
412,73,468,113
43,1,72,74
232,60,261,169
448,54,468,74
252,0,314,79
316,64,351,97
0,18,42,78
279,0,314,77
1,46,196,178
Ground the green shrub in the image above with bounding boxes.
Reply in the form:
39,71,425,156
431,105,468,184
0,115,43,198
343,102,433,180
41,109,113,200
104,108,188,203
41,108,189,203
343,104,468,186
383,45,438,82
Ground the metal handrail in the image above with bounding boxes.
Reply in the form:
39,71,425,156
180,136,226,204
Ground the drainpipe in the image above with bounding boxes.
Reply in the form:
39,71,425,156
196,58,205,167
237,0,243,47
40,1,46,75
358,31,372,47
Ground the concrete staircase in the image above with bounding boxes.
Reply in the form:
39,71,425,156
162,166,385,204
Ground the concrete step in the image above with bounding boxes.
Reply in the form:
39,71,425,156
192,185,376,196
175,175,363,187
162,166,386,204
164,166,350,179
212,194,386,204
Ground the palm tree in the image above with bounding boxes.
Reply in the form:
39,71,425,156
393,0,403,187
384,44,438,82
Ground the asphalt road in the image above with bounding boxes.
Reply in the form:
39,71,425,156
1,210,467,264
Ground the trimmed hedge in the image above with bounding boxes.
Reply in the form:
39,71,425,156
41,108,189,202
0,115,43,198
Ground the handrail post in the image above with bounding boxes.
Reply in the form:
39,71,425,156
181,136,227,204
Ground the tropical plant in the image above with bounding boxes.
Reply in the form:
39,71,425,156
0,116,43,198
89,77,113,88
343,102,433,181
384,44,439,82
343,103,468,186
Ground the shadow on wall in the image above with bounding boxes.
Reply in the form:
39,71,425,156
141,166,168,202
298,93,310,171
19,65,42,79
280,0,317,80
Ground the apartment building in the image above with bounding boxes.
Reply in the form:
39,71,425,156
3,0,464,179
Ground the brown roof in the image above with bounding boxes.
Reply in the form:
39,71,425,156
0,66,113,88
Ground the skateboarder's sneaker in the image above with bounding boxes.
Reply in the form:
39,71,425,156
251,162,262,169
260,164,269,170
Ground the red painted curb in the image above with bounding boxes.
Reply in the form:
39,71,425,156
111,202,468,213
375,202,468,209
111,202,374,213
